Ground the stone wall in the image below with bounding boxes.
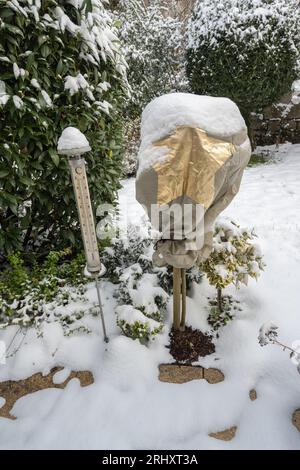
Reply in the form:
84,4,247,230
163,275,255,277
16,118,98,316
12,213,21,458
251,92,300,146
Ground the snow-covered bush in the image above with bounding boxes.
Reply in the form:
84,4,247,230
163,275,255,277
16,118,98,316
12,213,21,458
186,0,300,123
102,225,203,342
101,225,203,293
102,228,167,342
116,304,163,343
199,220,265,312
101,226,153,283
122,116,140,177
0,0,127,255
118,263,169,321
114,243,168,342
0,250,97,334
118,0,187,117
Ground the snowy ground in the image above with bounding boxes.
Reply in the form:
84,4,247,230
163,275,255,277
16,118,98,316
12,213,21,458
0,143,300,450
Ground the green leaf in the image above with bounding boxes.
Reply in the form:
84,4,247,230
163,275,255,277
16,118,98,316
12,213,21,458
49,149,60,167
84,0,93,14
56,59,63,75
19,176,32,186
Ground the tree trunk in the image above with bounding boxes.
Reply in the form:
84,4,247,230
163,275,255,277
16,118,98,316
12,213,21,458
180,268,186,331
173,267,181,330
217,288,223,313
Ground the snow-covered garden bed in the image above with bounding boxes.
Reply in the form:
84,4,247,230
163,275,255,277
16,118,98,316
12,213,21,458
0,143,300,450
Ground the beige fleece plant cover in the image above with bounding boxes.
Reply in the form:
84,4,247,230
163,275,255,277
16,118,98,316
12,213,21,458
136,93,251,269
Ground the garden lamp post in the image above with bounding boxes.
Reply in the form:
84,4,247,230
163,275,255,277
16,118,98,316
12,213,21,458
57,127,109,342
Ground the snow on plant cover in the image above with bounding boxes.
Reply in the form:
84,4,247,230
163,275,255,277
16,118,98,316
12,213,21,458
138,93,247,178
0,0,128,254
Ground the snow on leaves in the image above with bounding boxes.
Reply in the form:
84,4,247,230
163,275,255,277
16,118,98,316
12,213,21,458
258,321,279,346
259,322,300,375
187,0,300,52
118,0,186,114
0,0,127,115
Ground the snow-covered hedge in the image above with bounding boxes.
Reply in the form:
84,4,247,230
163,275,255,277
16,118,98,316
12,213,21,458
0,0,128,254
186,0,300,122
118,0,187,117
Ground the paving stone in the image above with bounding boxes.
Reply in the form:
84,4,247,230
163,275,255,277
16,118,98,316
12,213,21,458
159,364,204,384
158,364,225,385
292,409,300,432
209,426,237,441
0,367,94,420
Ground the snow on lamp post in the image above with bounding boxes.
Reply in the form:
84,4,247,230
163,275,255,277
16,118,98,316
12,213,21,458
57,127,109,342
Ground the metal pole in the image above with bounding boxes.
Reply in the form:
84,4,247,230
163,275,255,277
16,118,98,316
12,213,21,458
57,128,109,342
95,276,109,343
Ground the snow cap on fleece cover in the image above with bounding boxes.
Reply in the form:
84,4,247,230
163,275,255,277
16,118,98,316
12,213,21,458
136,93,251,269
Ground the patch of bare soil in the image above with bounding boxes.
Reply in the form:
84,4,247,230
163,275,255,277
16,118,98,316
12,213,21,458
169,325,215,363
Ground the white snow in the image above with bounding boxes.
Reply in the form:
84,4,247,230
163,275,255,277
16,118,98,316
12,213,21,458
138,93,247,175
291,79,300,106
30,78,40,89
64,73,89,96
214,264,229,280
1,143,300,449
187,0,300,52
41,90,52,107
292,79,300,93
13,63,20,79
13,62,25,79
57,127,91,155
52,368,71,385
116,305,160,330
0,81,10,106
141,93,246,142
258,322,279,347
12,95,24,109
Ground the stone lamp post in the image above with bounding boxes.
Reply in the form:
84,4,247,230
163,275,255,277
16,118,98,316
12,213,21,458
57,127,109,342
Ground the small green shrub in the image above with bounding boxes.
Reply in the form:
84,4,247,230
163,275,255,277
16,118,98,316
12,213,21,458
0,249,96,332
207,295,242,331
199,219,265,318
116,304,163,343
